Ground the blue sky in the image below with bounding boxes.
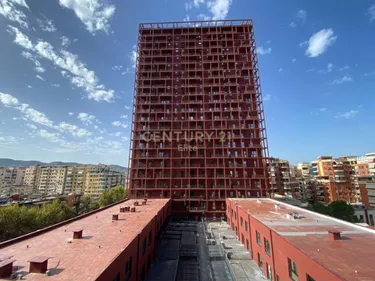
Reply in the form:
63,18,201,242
0,0,374,166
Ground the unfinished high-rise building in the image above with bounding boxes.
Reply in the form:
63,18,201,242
128,20,270,219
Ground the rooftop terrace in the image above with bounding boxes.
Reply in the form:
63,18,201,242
228,198,375,281
0,199,170,281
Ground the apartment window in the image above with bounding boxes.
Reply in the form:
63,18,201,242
288,258,299,281
276,275,281,281
240,216,243,227
113,273,120,281
370,214,374,220
306,274,316,281
149,230,152,245
245,221,248,232
267,263,272,281
234,212,237,219
142,238,146,256
246,239,249,249
360,215,364,221
125,257,132,281
257,253,263,270
264,238,271,256
256,231,261,246
241,234,244,244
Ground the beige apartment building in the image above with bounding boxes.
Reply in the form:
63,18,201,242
35,166,67,194
84,165,125,196
24,165,39,186
64,166,92,194
0,167,26,187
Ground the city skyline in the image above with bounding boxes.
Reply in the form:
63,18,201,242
1,0,375,166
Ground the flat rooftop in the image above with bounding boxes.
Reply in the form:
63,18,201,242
229,198,375,281
0,199,170,281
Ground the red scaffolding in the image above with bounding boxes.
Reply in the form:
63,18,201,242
128,20,270,219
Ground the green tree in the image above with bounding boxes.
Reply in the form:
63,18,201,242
80,195,99,214
35,200,76,229
312,202,330,215
328,200,359,223
98,185,125,207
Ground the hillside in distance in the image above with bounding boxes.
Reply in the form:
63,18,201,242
0,158,128,173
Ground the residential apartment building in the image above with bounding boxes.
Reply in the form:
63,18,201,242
35,166,68,194
84,165,125,196
268,158,300,199
64,166,90,194
296,162,310,178
365,152,375,175
128,20,270,218
0,167,26,187
24,165,39,187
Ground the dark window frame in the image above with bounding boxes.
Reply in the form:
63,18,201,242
256,230,261,246
288,258,298,281
264,237,271,256
142,238,147,256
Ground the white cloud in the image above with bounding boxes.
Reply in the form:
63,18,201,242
185,0,205,10
77,112,97,125
68,112,74,116
112,65,123,71
0,92,93,137
296,9,307,22
263,94,272,101
130,45,138,68
35,66,45,73
266,40,271,44
278,68,283,72
112,121,128,129
332,75,353,85
121,136,129,142
197,13,211,20
55,122,92,137
7,25,115,102
289,22,296,28
38,129,61,143
113,132,122,137
292,59,297,63
120,114,128,119
320,108,327,112
299,41,308,48
335,110,358,119
36,74,45,81
339,66,350,71
26,123,37,130
256,46,272,55
0,0,29,28
58,0,116,34
327,63,333,73
124,105,131,110
61,36,70,47
364,71,375,76
207,0,232,20
37,17,56,32
27,85,32,88
0,136,17,145
50,83,60,87
121,68,132,75
305,29,337,58
7,25,32,49
367,4,375,22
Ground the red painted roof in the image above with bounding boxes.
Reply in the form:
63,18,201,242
229,198,375,281
0,199,169,281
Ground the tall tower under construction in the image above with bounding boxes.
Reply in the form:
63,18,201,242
128,20,269,219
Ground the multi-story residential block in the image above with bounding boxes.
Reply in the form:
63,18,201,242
296,162,311,178
226,198,375,281
128,20,270,218
64,166,90,194
0,167,26,187
84,165,125,196
365,152,375,175
35,166,67,194
24,165,39,187
268,158,300,199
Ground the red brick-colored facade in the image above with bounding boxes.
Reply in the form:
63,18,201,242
226,198,375,281
128,20,270,219
0,199,172,281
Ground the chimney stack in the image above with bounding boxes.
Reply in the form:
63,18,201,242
0,258,16,278
112,214,119,221
131,207,136,212
28,256,50,274
328,230,341,241
72,229,83,239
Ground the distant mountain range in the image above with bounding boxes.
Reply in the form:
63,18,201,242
0,158,128,173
